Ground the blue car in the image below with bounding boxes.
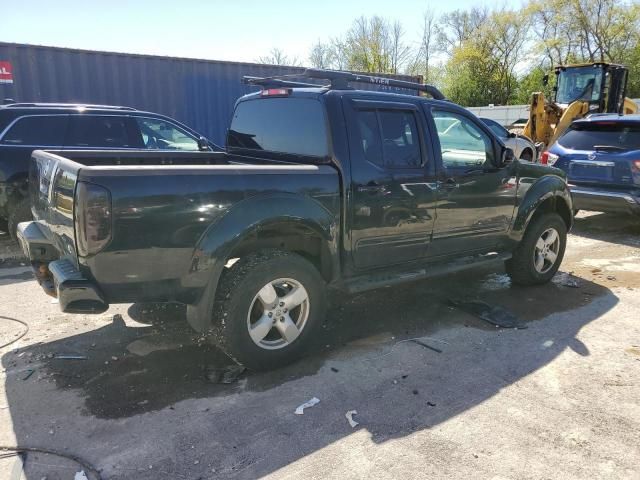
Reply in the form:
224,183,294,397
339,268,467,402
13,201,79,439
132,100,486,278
542,114,640,215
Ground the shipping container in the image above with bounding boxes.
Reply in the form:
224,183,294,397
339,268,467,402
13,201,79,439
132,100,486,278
0,42,422,146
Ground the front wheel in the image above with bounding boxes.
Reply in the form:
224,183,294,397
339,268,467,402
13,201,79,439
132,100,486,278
506,213,567,285
211,250,326,370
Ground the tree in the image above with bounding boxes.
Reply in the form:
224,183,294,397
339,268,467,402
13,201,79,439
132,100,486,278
408,9,439,84
309,41,334,69
256,48,301,67
441,8,528,106
437,7,489,53
513,66,556,104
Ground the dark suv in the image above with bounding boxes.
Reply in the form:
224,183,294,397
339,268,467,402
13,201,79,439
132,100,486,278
0,103,214,237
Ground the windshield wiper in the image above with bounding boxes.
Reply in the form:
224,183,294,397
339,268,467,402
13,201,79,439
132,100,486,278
592,145,627,152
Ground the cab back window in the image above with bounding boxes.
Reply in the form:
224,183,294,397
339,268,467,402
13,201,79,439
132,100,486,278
227,98,329,158
1,115,67,146
558,123,640,151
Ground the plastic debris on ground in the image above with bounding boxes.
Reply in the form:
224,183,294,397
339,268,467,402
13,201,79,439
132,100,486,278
205,365,246,384
553,272,581,288
295,397,320,415
448,299,526,329
74,471,89,480
345,410,359,428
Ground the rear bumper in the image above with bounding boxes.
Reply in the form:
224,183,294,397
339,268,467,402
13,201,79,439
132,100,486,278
17,221,109,313
570,186,640,214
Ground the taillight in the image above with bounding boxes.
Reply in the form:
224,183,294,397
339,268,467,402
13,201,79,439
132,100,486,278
75,182,112,257
632,160,640,172
260,88,290,97
540,151,559,166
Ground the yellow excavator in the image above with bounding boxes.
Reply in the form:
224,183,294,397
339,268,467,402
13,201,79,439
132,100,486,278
523,62,638,152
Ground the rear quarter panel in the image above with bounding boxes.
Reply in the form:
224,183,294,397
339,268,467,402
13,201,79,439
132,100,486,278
78,164,340,303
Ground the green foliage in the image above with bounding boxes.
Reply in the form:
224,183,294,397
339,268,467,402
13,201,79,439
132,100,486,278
513,66,556,105
298,2,640,105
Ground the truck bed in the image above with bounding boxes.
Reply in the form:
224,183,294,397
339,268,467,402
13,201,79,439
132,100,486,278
26,149,340,309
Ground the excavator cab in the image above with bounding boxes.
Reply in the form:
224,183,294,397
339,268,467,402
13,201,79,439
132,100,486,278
554,63,630,114
523,62,637,153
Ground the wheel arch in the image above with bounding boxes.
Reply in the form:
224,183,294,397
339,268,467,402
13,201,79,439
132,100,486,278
511,175,573,241
183,194,339,332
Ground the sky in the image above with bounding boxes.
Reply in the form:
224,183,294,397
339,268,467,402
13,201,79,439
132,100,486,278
0,0,521,65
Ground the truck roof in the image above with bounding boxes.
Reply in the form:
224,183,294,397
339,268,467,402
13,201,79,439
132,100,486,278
241,68,446,103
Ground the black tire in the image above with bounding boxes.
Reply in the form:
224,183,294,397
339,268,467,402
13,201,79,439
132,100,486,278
519,149,533,162
211,250,326,371
7,199,32,242
506,212,567,286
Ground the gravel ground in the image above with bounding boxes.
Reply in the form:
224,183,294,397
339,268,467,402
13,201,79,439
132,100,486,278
0,212,639,479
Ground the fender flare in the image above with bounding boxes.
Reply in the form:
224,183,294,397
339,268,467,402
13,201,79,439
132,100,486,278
184,193,338,332
510,175,573,241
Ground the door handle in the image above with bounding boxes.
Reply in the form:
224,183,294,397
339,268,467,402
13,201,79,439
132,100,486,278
357,182,386,194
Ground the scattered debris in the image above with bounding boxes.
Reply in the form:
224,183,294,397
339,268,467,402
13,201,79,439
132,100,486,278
54,354,87,360
205,365,246,384
22,369,34,380
345,410,359,428
295,397,320,415
74,471,89,480
0,315,29,349
371,336,448,360
401,374,408,379
427,402,436,407
607,275,617,281
413,389,419,395
330,367,339,373
553,272,581,288
448,299,526,329
411,338,443,353
137,400,149,406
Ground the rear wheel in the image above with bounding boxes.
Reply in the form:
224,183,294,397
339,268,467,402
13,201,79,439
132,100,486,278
506,213,567,285
8,198,32,242
211,250,326,370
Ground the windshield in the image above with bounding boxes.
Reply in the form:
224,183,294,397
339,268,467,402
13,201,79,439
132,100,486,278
555,66,604,105
481,118,508,138
558,122,640,151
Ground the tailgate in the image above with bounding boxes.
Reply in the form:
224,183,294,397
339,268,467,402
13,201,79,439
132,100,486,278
28,150,81,259
564,151,635,187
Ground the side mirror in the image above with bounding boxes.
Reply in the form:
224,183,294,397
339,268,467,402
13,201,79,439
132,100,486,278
197,136,210,151
542,74,549,86
501,147,515,166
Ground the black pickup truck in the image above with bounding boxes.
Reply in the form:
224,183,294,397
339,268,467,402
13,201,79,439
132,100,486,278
19,70,573,370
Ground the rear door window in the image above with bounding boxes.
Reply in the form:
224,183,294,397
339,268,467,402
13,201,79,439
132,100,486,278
0,115,68,146
66,115,133,148
354,108,423,168
227,98,329,158
559,123,640,150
